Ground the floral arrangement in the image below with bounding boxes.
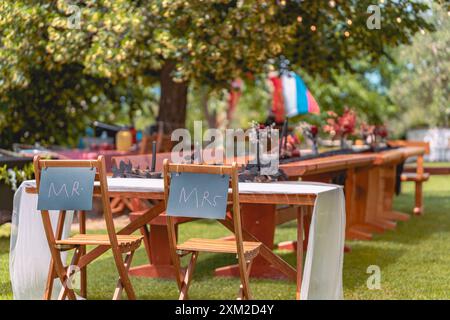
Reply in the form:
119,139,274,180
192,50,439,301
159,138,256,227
359,123,388,146
0,163,34,192
359,122,376,145
280,134,301,158
374,125,388,141
298,121,319,154
323,108,357,148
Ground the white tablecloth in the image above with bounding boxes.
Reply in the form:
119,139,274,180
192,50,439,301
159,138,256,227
10,178,345,300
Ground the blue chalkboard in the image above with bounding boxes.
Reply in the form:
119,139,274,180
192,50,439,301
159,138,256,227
37,167,96,211
167,172,230,220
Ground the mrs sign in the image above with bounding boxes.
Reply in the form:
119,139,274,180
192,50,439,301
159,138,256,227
166,172,230,220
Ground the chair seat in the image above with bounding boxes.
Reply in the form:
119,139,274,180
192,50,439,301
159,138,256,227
401,172,430,182
55,234,143,252
176,238,261,260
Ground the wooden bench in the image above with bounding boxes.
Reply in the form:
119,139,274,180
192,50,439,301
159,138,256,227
403,166,450,175
388,140,430,215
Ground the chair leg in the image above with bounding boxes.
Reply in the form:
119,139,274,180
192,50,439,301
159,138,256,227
140,225,153,263
43,258,56,300
113,250,135,300
43,210,67,300
110,245,137,300
78,211,87,298
58,247,82,300
414,181,423,215
237,259,253,300
179,252,199,300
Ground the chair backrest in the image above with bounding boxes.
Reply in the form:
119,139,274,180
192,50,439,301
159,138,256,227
162,160,245,257
33,155,119,249
388,140,430,155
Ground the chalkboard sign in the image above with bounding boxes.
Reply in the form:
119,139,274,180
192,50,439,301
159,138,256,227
167,172,230,220
37,167,96,211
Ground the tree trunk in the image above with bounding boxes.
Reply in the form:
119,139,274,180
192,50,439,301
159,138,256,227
157,61,188,133
199,86,217,128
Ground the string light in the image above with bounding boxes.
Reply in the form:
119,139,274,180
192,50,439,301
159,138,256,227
396,17,402,23
297,16,303,23
329,1,336,8
344,31,350,37
280,0,286,6
347,19,353,25
310,25,317,32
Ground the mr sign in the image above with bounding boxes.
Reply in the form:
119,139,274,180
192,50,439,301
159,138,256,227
167,172,229,220
37,167,96,211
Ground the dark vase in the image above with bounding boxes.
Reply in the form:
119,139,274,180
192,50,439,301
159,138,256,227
311,139,319,155
340,135,347,149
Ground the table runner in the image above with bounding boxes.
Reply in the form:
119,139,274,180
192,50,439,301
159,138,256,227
10,179,345,300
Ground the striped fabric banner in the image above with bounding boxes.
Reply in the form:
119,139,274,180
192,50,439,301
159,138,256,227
271,71,320,121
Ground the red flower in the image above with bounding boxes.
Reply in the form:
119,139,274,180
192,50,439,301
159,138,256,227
375,125,388,138
323,108,356,137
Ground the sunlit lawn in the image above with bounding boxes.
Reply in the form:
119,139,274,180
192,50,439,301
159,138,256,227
1,174,449,300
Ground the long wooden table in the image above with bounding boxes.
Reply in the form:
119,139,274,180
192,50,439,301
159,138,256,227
277,146,426,245
113,146,425,280
26,180,331,299
45,146,423,283
215,153,375,277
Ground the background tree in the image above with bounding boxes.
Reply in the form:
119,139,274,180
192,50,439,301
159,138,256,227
0,1,156,148
42,0,290,132
389,2,449,136
279,0,434,77
0,0,437,147
42,1,434,128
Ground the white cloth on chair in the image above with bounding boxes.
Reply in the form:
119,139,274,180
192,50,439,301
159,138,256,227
9,182,73,300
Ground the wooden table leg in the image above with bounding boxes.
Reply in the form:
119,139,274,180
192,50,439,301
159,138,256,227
347,166,386,239
125,198,186,280
77,202,165,270
277,207,311,251
219,216,297,281
380,165,410,222
128,223,180,279
215,203,290,279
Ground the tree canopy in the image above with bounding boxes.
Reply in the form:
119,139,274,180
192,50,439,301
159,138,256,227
389,3,449,135
0,0,438,147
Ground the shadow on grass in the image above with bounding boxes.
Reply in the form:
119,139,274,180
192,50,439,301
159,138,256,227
0,237,9,255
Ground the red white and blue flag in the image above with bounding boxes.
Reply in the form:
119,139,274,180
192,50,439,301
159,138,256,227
269,71,320,123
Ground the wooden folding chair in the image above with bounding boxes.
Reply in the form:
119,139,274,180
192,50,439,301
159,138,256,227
163,160,262,300
33,155,143,300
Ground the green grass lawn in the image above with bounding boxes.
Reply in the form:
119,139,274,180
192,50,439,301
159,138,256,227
1,174,449,300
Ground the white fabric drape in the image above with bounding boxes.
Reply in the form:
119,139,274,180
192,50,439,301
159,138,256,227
300,187,345,299
9,182,73,300
9,179,345,300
